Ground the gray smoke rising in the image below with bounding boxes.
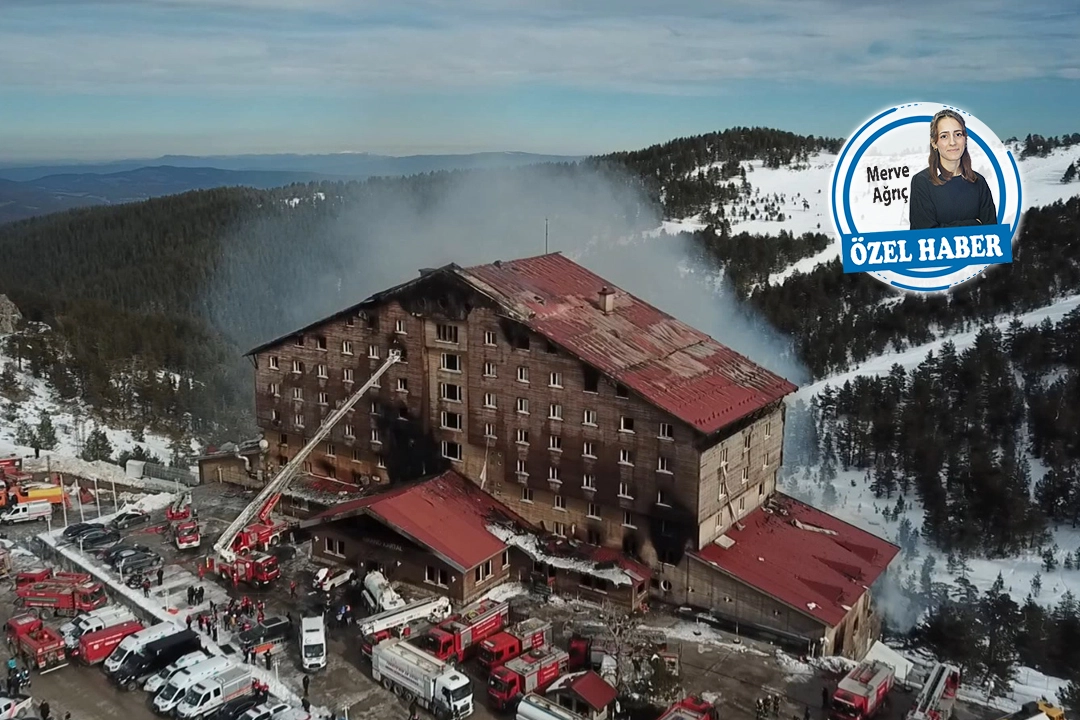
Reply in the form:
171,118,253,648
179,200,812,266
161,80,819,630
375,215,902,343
208,162,810,388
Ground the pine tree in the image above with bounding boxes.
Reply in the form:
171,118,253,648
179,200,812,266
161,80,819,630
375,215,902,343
1032,573,1043,596
979,573,1020,690
0,363,17,395
80,427,114,463
35,412,58,451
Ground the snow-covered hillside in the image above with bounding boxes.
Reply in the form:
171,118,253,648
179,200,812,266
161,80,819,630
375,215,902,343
651,144,1080,285
0,336,200,478
782,292,1080,614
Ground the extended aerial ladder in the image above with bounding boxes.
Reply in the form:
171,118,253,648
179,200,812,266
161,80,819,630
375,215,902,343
210,350,401,581
906,662,961,720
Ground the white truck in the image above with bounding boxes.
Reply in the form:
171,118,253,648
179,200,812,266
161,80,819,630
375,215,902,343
175,664,254,720
153,656,233,715
59,605,136,650
144,650,210,693
359,596,452,638
362,570,405,612
104,622,181,676
299,616,327,671
370,637,473,719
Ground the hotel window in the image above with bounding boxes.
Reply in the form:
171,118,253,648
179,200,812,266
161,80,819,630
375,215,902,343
615,384,629,399
377,454,387,468
316,336,327,350
294,414,304,428
619,416,635,433
342,341,353,355
268,356,279,370
742,467,749,483
765,422,772,439
619,449,634,466
759,483,765,497
583,474,596,490
622,512,635,528
618,482,632,498
503,550,510,566
292,388,303,401
516,459,528,475
371,428,382,444
583,367,599,393
583,410,597,426
548,435,562,452
657,490,669,506
271,410,280,423
657,456,672,474
764,453,771,468
739,496,746,512
436,324,459,344
316,364,328,379
516,429,530,445
441,441,462,461
549,372,563,388
659,422,674,440
521,487,533,503
396,378,408,393
368,344,380,359
395,319,406,334
744,431,752,450
516,398,529,415
475,561,493,584
513,335,530,350
440,383,462,402
517,366,530,383
583,442,596,458
549,467,561,483
553,493,566,510
441,353,461,372
548,404,562,420
587,504,600,519
484,330,497,346
441,411,463,431
268,383,280,396
345,315,354,327
318,392,329,405
425,566,449,587
553,522,566,537
343,368,354,383
485,423,496,439
324,537,344,557
352,448,362,462
294,336,304,347
370,401,380,415
484,393,497,409
325,443,336,457
291,360,303,374
720,447,729,467
344,424,354,438
484,362,497,377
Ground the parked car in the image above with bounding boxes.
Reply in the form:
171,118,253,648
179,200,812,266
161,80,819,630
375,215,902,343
207,696,260,720
63,522,103,541
115,551,163,574
99,543,151,564
78,528,121,550
109,511,150,532
104,546,153,567
0,694,33,719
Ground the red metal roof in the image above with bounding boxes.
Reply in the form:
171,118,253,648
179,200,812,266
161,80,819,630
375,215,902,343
692,494,899,626
461,254,797,435
548,671,618,711
306,471,522,572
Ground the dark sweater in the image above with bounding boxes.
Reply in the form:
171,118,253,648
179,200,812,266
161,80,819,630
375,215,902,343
908,167,998,230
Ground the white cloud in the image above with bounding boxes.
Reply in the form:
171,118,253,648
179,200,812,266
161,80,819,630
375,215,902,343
0,0,1077,94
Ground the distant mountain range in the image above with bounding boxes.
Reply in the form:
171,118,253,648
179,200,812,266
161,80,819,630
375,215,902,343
0,151,580,224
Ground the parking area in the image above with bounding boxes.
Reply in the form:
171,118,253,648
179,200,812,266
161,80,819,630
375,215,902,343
2,480,1004,720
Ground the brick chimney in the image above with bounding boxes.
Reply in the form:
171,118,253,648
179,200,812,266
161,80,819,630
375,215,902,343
598,286,615,314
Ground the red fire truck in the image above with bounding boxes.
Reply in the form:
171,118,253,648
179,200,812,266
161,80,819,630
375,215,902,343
487,646,570,711
831,661,896,720
421,599,509,663
16,577,109,618
16,569,91,587
658,696,721,720
5,614,69,673
478,618,551,671
78,621,145,665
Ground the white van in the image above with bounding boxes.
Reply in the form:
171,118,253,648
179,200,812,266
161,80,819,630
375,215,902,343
299,616,326,671
60,606,137,649
104,621,180,675
144,650,209,693
153,656,232,715
0,500,53,525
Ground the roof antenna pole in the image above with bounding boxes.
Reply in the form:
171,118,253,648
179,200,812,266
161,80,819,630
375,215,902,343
545,218,549,254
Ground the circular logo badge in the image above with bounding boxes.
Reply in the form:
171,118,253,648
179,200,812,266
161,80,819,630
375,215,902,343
829,102,1023,293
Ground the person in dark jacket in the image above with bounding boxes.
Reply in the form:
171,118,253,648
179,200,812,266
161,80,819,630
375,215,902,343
909,108,998,231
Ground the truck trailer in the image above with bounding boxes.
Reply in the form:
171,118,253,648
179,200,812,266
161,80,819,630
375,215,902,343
831,661,896,720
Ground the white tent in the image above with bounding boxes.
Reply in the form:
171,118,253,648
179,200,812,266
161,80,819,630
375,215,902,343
863,641,916,686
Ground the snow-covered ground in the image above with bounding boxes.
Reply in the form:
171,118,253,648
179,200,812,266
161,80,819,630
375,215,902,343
650,144,1080,284
0,336,200,477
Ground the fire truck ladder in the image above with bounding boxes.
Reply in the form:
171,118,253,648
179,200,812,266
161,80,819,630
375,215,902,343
213,350,402,564
852,662,880,685
908,663,954,720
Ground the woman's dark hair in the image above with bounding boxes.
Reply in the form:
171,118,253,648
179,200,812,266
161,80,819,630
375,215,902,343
928,108,976,186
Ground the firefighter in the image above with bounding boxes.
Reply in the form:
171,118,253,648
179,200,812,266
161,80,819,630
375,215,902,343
822,687,830,710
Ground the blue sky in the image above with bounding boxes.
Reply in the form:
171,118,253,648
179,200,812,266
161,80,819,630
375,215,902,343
2,0,1078,162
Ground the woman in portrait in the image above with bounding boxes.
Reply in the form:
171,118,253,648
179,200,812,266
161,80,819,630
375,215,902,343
909,108,998,230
